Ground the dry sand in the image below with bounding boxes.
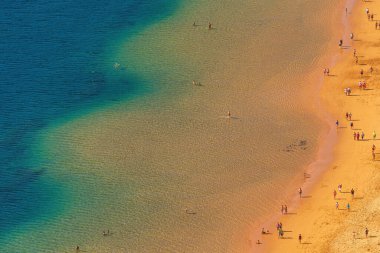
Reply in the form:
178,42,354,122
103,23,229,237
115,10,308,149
255,1,380,252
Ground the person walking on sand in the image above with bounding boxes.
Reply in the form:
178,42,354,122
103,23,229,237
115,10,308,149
298,234,302,243
365,228,369,238
347,203,350,211
350,122,354,129
281,205,284,214
355,56,358,64
333,189,337,199
298,187,303,198
351,188,355,199
285,205,288,214
356,132,360,141
208,22,212,30
376,21,378,30
349,113,352,121
353,49,356,57
336,120,339,128
372,145,376,160
336,201,339,210
338,184,342,192
350,33,354,40
373,130,376,140
339,39,343,47
353,132,357,141
346,112,349,120
372,144,376,160
361,131,365,140
360,69,364,77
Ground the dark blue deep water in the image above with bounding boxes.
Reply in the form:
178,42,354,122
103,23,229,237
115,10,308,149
0,0,178,242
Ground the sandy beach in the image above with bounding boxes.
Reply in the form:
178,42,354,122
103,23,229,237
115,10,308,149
256,1,380,252
3,0,363,252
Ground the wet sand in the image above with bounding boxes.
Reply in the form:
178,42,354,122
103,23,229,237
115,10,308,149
260,1,380,252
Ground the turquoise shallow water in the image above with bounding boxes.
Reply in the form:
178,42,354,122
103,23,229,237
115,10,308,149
1,0,343,252
0,0,179,249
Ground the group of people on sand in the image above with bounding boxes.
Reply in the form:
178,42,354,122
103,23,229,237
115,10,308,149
344,87,352,96
255,5,379,248
358,80,367,89
281,205,288,215
353,131,365,141
345,112,352,121
261,228,269,234
334,185,354,212
376,21,380,30
366,11,374,21
276,222,284,238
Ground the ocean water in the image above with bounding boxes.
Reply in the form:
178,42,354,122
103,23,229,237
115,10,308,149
1,0,343,252
0,0,179,251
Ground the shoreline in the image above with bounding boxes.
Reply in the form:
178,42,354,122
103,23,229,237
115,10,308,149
5,1,354,252
247,0,351,250
258,0,380,252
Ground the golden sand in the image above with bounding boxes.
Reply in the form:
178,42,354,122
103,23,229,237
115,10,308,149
259,1,380,252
